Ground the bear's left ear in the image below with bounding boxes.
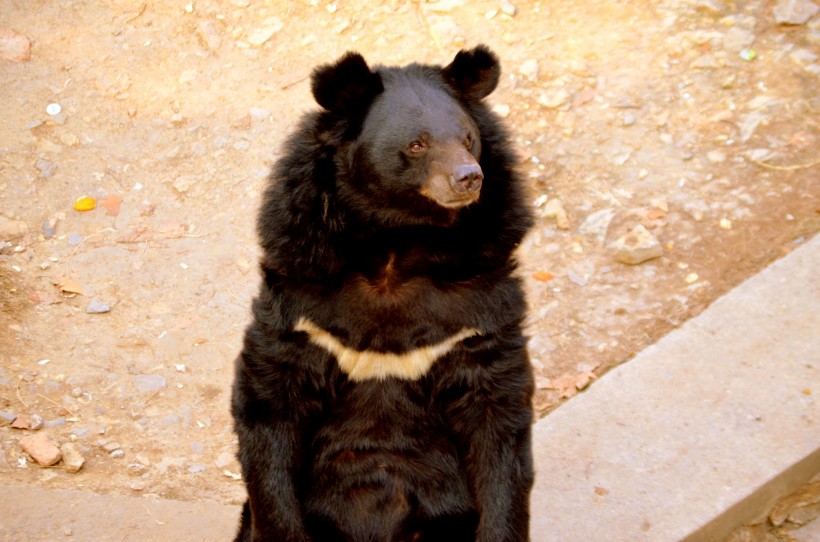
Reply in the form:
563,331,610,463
311,52,384,115
442,44,500,101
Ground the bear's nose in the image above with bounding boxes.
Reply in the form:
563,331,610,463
452,164,483,193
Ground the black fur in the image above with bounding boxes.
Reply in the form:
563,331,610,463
232,45,534,542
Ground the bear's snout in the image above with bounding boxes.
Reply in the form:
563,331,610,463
451,163,483,193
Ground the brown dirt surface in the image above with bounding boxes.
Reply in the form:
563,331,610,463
1,0,818,515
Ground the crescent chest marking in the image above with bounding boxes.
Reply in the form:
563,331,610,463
294,317,480,382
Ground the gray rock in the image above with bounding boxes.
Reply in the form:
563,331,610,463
773,0,819,24
609,225,664,265
29,413,44,430
127,463,147,476
86,299,111,314
500,0,517,16
60,443,85,473
133,374,167,393
579,209,616,245
0,410,16,426
36,159,57,178
537,89,571,109
246,17,283,46
519,59,539,81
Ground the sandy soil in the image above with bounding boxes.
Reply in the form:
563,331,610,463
1,0,818,517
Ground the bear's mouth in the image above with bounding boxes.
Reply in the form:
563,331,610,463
421,175,481,209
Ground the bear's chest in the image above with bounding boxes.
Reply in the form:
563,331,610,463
297,271,483,382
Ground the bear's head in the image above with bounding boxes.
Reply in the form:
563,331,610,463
311,46,501,227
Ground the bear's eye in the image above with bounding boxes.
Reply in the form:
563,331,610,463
408,141,426,153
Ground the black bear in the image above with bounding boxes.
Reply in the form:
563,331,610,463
232,45,534,542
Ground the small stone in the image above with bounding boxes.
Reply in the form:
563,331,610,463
622,112,636,126
421,0,466,12
128,480,148,491
19,433,62,467
133,374,167,393
215,451,235,469
541,199,570,230
36,158,57,178
59,132,80,147
86,299,111,314
110,449,125,459
172,175,198,193
60,443,85,473
707,150,727,162
537,89,571,109
187,464,206,473
249,107,271,122
246,17,283,46
195,20,221,51
500,0,517,16
567,270,589,287
0,27,31,62
101,441,122,453
126,463,147,476
579,209,616,245
0,410,16,426
29,413,44,430
773,0,819,24
609,224,663,265
67,233,83,246
519,59,539,81
43,219,57,239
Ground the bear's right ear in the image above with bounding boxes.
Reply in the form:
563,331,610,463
311,52,384,114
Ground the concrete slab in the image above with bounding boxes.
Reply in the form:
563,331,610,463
0,484,241,542
530,235,820,542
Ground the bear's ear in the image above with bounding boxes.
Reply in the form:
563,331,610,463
442,45,500,101
311,52,384,114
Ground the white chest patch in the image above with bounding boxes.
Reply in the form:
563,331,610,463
294,317,480,382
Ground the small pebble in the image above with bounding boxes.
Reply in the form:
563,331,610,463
60,442,85,473
86,299,111,314
29,413,44,430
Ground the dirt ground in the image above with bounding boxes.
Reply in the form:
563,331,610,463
1,0,818,528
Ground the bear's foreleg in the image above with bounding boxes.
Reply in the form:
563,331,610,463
444,342,534,542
